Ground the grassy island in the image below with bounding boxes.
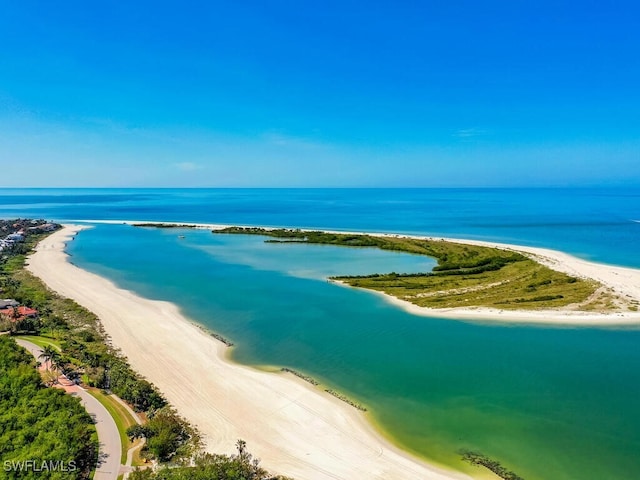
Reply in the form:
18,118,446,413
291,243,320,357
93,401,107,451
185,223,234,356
214,227,610,311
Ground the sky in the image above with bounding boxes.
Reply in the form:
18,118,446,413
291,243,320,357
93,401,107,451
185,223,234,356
1,1,639,187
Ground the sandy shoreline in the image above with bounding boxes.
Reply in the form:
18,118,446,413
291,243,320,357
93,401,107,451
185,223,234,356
77,219,640,326
27,225,472,480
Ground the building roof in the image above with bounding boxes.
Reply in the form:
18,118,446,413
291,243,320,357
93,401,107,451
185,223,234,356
18,306,38,316
0,305,39,322
0,299,19,309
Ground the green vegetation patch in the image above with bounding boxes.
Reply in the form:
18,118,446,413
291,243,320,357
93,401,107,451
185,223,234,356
14,334,62,352
216,227,601,311
129,440,292,480
0,336,98,479
127,407,197,463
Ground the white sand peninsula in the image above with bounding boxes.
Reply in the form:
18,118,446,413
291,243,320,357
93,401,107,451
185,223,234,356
27,225,472,480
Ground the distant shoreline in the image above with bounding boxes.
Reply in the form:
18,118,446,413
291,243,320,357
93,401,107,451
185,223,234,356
78,219,640,326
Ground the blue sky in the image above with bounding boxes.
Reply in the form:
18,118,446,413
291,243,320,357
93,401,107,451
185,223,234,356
1,1,638,187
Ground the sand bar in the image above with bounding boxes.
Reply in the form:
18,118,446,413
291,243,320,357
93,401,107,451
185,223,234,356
27,225,472,480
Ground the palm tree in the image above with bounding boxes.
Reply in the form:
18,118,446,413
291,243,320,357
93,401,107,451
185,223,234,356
39,345,61,372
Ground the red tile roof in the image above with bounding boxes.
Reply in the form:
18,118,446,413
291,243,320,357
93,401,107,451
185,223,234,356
0,306,39,322
18,306,38,316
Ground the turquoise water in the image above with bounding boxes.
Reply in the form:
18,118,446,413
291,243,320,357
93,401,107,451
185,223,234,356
67,223,640,480
3,188,640,478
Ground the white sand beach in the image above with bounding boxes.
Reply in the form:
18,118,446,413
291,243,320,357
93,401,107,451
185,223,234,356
27,225,472,480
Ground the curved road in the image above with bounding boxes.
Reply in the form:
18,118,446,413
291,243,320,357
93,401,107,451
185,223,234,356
16,338,122,480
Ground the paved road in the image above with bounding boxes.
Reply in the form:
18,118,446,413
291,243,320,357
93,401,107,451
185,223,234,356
16,338,122,480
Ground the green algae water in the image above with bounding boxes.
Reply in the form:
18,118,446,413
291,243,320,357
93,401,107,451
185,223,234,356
68,224,640,480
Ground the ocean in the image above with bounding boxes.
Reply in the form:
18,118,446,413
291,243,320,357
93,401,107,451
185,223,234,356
2,187,640,480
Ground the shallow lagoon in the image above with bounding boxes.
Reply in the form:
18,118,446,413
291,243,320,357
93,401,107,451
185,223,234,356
68,224,640,480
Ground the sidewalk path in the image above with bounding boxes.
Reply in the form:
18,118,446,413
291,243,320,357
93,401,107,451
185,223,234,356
16,338,122,480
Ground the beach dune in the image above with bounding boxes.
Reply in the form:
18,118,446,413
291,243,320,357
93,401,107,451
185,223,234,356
27,226,471,480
